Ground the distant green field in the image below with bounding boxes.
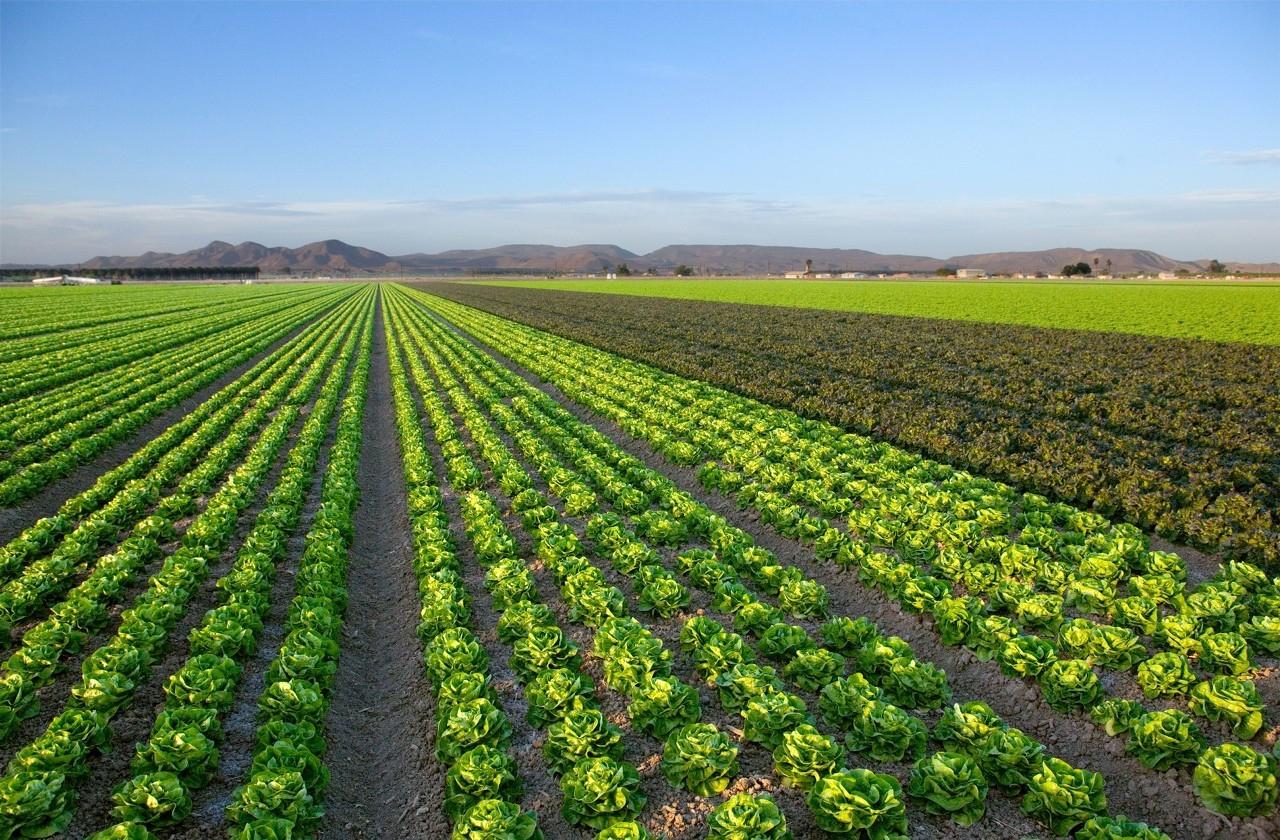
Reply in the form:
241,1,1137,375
479,278,1280,345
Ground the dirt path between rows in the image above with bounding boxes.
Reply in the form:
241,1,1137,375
318,290,446,840
420,305,1280,840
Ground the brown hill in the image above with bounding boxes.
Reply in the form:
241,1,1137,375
71,240,1270,276
948,248,1202,275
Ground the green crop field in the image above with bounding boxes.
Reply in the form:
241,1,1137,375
479,278,1280,345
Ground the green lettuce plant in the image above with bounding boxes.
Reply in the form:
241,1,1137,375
444,745,523,820
1075,814,1172,840
716,662,784,713
1020,757,1107,836
1134,652,1196,700
706,793,791,840
976,726,1045,790
436,698,513,763
844,699,927,762
559,757,646,829
110,771,193,826
1126,710,1206,771
818,673,882,729
1187,676,1264,739
1089,699,1145,737
783,648,846,692
1199,631,1251,676
661,723,739,795
1192,743,1279,817
451,798,543,840
881,657,950,710
907,751,988,826
741,689,812,750
627,676,700,739
1039,660,1103,713
543,708,625,776
820,616,880,654
594,822,656,840
997,635,1058,679
524,667,594,729
773,724,844,790
806,768,908,840
933,701,1002,755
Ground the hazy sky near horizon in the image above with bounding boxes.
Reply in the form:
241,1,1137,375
1,0,1277,263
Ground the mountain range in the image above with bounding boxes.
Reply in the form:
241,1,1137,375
29,239,1277,275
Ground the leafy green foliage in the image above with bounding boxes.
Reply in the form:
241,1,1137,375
1075,815,1172,840
1021,757,1107,836
1038,660,1103,712
560,757,646,829
1135,652,1196,699
844,699,927,762
806,768,908,840
741,689,812,751
1188,676,1265,739
543,708,625,776
451,798,543,840
110,771,193,826
783,647,846,692
1126,710,1206,771
976,726,1045,790
444,746,523,821
1192,743,1279,817
706,793,791,840
907,751,988,826
772,724,844,791
627,677,700,739
661,723,739,796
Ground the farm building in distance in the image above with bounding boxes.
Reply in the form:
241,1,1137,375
956,268,987,278
31,275,102,286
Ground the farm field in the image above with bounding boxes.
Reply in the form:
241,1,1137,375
0,282,1276,840
478,278,1280,346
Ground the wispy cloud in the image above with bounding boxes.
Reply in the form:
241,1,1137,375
1204,148,1280,166
3,189,1278,265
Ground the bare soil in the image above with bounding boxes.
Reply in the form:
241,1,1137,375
317,296,448,840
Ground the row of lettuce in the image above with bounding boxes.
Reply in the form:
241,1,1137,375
0,288,373,838
383,284,1186,838
0,285,350,506
401,286,1278,827
424,283,1278,569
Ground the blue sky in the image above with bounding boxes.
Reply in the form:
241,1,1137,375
1,0,1277,263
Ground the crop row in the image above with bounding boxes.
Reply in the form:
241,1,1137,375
427,283,1279,568
0,289,374,837
397,286,1279,830
382,284,1190,838
0,291,362,595
0,285,359,506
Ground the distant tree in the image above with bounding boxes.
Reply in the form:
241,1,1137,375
934,267,957,277
1105,258,1112,275
644,267,659,276
1062,262,1092,277
616,262,632,276
1207,259,1227,273
673,264,695,277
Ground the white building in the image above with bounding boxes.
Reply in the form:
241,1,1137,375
1157,271,1177,280
956,268,987,279
31,275,101,286
840,272,868,279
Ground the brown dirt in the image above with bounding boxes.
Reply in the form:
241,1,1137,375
316,294,449,840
